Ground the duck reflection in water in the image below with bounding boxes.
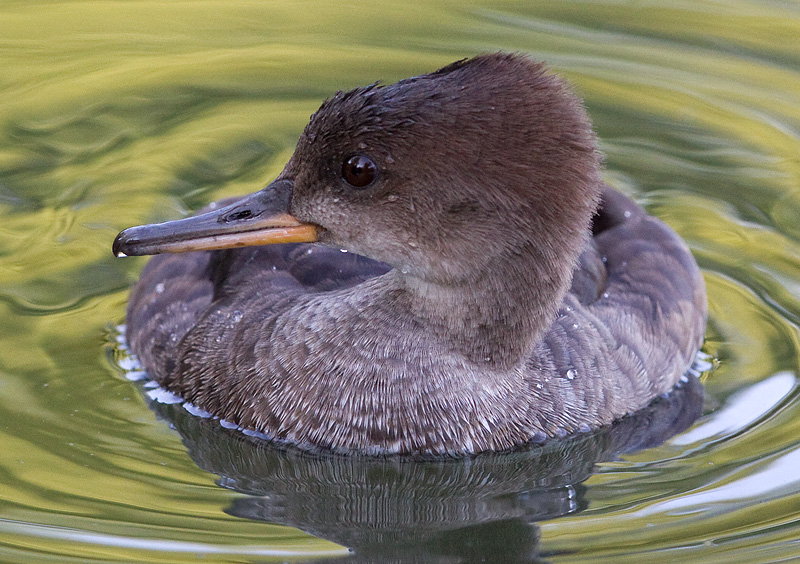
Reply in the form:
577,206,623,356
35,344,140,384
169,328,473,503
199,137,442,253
145,374,704,563
114,53,707,456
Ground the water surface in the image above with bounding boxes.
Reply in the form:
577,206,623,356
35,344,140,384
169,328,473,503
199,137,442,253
2,1,800,562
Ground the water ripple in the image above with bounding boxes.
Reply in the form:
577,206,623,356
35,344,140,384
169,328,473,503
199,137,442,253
1,0,800,562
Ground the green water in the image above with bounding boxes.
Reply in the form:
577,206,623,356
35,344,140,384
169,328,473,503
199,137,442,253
2,1,800,562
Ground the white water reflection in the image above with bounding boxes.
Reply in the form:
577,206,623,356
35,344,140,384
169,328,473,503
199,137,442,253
636,372,800,517
673,371,797,445
0,519,347,557
641,444,800,516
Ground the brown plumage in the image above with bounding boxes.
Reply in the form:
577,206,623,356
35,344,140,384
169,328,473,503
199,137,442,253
114,53,707,455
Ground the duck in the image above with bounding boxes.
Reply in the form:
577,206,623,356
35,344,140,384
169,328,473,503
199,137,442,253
113,52,707,456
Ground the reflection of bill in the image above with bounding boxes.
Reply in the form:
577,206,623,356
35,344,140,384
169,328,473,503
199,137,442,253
145,371,704,564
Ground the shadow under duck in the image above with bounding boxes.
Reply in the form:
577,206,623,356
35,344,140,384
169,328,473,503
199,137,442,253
114,53,707,456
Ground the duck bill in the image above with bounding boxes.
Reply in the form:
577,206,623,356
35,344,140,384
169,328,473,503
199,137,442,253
113,179,318,257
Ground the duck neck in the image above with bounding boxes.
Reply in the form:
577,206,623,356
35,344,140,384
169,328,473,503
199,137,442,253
389,242,570,371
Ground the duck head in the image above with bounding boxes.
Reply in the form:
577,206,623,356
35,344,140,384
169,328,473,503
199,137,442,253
114,53,602,366
115,53,600,285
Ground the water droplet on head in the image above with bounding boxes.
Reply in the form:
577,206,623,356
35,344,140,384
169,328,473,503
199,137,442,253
387,194,399,202
623,209,632,218
566,368,577,380
155,282,165,294
385,155,395,164
358,142,367,150
232,310,243,323
602,292,609,299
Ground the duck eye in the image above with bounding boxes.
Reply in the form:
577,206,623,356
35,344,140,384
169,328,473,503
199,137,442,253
341,155,377,188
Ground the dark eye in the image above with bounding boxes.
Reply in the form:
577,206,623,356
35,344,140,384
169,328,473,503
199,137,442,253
341,155,377,188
